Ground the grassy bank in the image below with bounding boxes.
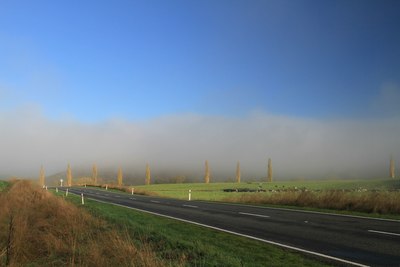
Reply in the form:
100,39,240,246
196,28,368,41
56,190,331,267
0,180,166,266
223,190,400,216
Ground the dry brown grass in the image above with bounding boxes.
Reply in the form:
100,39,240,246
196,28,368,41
223,190,400,215
0,180,166,267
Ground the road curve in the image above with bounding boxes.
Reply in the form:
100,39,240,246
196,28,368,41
60,187,400,267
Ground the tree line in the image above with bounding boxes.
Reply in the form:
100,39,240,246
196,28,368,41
38,158,275,187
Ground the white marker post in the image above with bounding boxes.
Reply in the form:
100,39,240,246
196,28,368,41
188,189,192,201
85,184,87,188
66,188,69,196
45,186,48,191
60,179,63,187
81,193,84,205
56,187,58,193
131,188,134,195
106,185,108,190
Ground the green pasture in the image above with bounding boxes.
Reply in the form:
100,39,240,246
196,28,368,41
133,178,399,201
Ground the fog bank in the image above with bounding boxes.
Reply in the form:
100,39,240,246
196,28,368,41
1,107,399,181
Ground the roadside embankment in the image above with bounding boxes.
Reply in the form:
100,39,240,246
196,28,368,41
0,180,166,266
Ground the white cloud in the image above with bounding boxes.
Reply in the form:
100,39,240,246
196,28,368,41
0,107,399,181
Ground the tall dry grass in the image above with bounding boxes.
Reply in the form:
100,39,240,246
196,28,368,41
0,180,166,266
223,190,400,215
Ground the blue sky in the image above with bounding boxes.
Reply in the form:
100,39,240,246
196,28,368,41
1,1,400,178
1,0,399,122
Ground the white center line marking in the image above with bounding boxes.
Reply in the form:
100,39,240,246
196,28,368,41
151,200,160,203
183,204,198,208
239,212,270,218
368,230,400,237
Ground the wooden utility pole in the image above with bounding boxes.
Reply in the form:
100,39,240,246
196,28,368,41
145,163,151,185
204,160,210,184
267,158,273,182
117,167,123,186
236,161,241,183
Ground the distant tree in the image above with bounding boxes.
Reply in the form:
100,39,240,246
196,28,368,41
39,165,45,187
170,175,186,184
92,164,98,185
236,161,241,183
390,155,395,179
145,163,151,185
204,160,210,184
67,163,72,187
117,167,123,186
267,158,273,182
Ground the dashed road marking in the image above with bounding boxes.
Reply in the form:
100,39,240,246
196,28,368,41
183,204,198,208
239,212,270,218
368,230,400,237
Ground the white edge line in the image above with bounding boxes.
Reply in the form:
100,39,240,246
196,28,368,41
239,212,270,218
150,200,160,203
368,230,400,237
86,197,369,267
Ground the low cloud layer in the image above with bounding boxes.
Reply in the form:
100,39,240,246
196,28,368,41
1,106,399,181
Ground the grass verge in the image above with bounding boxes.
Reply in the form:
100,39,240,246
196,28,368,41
55,190,333,267
0,180,167,266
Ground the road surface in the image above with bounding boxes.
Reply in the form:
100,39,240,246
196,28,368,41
60,187,400,267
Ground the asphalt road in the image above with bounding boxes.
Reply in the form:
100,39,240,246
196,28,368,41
61,187,400,267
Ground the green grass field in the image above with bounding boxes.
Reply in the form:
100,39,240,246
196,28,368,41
131,178,399,201
54,190,332,267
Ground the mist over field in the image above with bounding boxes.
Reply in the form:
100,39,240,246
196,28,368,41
1,106,399,181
